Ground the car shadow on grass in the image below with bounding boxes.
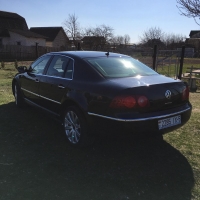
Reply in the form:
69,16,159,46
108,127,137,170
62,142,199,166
0,102,194,200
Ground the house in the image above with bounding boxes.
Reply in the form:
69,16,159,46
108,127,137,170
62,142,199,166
30,27,69,49
0,10,46,47
189,30,200,38
0,29,46,46
141,38,165,49
185,30,200,57
187,30,200,47
81,36,106,49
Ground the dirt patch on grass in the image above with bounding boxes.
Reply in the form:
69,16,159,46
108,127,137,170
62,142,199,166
193,108,200,113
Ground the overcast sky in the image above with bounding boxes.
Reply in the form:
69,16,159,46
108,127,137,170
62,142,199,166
0,0,199,43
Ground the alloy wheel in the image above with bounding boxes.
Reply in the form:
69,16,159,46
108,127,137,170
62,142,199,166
64,110,81,144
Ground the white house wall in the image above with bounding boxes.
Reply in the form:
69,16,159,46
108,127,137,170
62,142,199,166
2,31,46,46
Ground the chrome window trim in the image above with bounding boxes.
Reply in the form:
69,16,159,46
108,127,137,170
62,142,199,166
88,107,191,122
21,88,61,104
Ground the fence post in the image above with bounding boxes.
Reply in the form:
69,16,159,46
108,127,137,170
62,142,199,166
152,45,157,71
178,46,185,80
35,42,39,58
77,42,81,50
20,47,22,61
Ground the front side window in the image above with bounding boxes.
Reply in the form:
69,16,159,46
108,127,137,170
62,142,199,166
86,57,158,78
30,55,51,74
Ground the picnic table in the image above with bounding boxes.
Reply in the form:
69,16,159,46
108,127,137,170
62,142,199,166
182,67,200,92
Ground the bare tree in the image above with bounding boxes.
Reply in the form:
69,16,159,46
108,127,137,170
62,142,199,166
96,25,114,42
115,35,124,45
84,25,114,43
84,27,93,36
177,0,200,24
164,33,185,45
63,13,81,47
124,34,131,45
139,27,164,45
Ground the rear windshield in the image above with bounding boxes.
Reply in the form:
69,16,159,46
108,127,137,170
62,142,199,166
86,57,158,78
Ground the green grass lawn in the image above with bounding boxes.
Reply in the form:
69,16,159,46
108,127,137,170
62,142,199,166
0,62,199,200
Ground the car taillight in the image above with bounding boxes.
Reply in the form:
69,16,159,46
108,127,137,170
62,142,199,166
137,96,149,107
110,95,149,109
182,86,189,101
110,96,136,108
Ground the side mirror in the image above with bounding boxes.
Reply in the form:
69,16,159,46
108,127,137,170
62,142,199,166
17,66,27,73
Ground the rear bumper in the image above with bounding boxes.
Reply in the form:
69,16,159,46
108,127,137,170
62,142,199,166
88,104,192,134
88,107,191,122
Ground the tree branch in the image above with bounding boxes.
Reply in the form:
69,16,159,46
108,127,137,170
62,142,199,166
177,0,200,24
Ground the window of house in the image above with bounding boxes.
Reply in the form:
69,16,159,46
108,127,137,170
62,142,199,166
17,41,21,46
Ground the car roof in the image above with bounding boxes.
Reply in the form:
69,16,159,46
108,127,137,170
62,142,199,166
47,51,129,59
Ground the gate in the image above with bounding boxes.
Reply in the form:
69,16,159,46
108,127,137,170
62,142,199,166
156,49,181,79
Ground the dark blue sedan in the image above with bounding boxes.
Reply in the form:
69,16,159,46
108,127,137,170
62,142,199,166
12,51,192,146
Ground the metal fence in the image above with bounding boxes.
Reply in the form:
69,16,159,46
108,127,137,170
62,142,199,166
0,44,185,79
0,45,62,61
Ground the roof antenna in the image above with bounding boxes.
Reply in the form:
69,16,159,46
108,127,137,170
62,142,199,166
105,52,109,56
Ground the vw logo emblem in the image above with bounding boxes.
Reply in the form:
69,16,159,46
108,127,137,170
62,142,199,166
165,90,171,99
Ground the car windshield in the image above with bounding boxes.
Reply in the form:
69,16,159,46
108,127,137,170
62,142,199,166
86,57,158,78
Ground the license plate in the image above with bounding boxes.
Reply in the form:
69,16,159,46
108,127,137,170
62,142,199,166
158,115,181,130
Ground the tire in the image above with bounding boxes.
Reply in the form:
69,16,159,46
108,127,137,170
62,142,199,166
63,106,94,147
14,82,25,108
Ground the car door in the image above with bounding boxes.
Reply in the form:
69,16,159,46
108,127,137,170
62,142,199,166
39,55,74,114
20,55,52,105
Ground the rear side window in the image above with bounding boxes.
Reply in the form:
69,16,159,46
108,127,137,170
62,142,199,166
46,56,69,77
86,57,158,78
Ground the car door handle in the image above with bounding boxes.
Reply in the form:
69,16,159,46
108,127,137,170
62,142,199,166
58,84,65,89
35,79,39,83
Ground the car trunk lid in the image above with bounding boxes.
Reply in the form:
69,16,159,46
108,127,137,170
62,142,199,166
108,75,188,114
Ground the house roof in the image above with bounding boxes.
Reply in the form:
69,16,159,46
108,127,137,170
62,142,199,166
11,29,47,38
0,29,47,39
0,29,10,37
0,10,28,31
30,27,68,41
0,10,24,19
189,30,200,38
